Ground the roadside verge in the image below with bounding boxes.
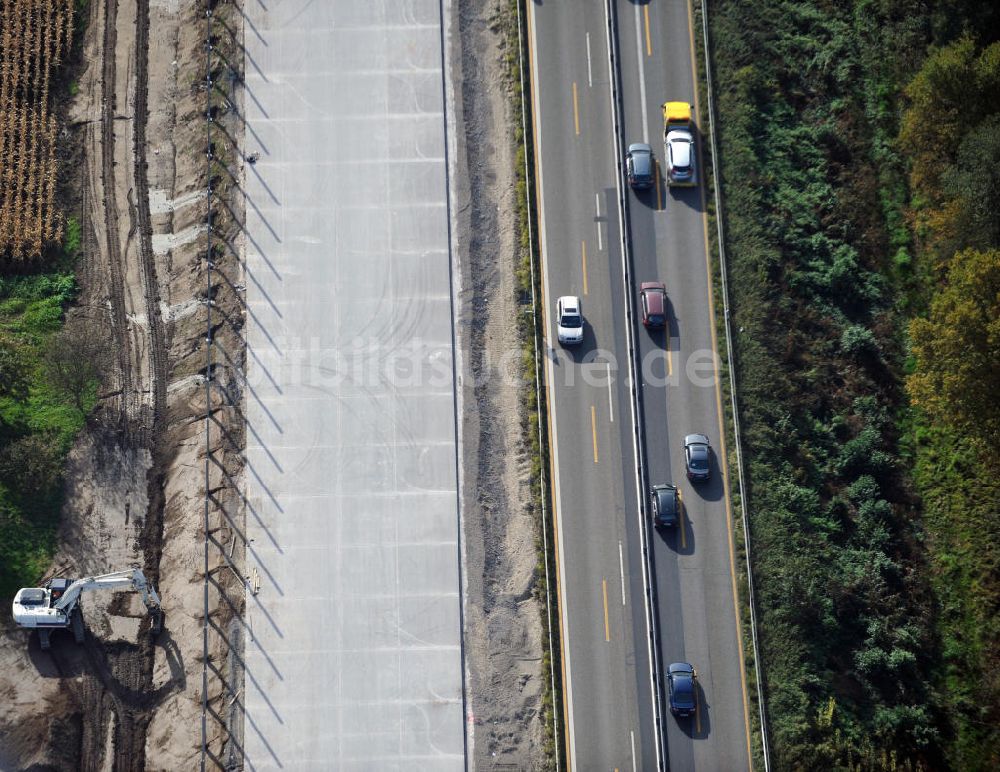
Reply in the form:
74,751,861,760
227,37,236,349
690,0,771,768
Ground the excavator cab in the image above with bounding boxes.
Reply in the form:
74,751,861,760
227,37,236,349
48,577,72,603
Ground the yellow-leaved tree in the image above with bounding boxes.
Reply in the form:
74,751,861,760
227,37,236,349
907,248,1000,453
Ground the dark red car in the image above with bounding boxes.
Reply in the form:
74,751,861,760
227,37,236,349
640,282,667,329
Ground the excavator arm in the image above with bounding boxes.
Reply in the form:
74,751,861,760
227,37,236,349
52,568,162,614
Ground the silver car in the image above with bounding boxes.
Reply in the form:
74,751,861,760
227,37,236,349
666,129,696,187
556,296,584,346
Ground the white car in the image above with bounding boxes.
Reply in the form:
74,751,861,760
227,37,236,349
556,296,584,345
666,128,696,187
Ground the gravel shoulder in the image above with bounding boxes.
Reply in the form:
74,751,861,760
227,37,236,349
451,1,546,767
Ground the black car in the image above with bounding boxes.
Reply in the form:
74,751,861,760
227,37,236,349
684,434,711,481
650,484,679,527
626,143,654,190
667,662,697,717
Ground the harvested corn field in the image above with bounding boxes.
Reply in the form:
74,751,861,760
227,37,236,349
0,0,74,259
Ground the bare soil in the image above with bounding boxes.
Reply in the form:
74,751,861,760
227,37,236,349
451,0,547,767
0,0,246,769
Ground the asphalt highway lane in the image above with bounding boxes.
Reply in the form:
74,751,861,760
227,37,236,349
530,0,753,769
527,2,658,768
616,1,752,769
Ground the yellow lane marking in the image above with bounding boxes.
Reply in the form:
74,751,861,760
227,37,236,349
678,488,687,550
582,240,589,295
686,0,754,762
526,4,573,768
695,686,702,734
572,81,580,136
644,5,653,57
602,579,610,642
667,347,673,378
591,405,599,463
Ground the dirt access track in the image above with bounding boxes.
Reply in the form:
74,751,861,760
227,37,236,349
0,0,245,769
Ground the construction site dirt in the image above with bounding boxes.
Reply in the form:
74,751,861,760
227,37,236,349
0,0,546,769
0,0,246,769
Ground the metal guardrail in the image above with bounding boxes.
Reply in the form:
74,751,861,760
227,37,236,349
696,1,771,768
603,0,668,768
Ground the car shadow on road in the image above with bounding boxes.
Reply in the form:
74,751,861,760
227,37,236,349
667,181,703,214
653,512,695,555
548,321,598,367
664,296,680,347
688,458,724,503
642,319,667,347
679,680,712,739
678,498,697,555
630,181,659,210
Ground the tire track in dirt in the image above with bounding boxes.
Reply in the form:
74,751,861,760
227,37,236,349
132,0,168,431
80,125,103,308
123,2,170,767
84,1,167,768
83,634,151,771
109,0,169,767
99,0,135,439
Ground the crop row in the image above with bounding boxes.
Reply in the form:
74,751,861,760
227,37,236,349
0,0,74,260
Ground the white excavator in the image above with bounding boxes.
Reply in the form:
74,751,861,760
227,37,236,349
11,567,163,651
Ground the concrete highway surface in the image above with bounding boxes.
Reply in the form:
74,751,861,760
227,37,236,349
241,2,465,769
528,1,753,769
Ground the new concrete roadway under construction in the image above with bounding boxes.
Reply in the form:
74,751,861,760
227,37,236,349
241,1,465,768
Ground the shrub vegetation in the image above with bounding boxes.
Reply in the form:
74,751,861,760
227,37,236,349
707,0,1000,767
0,252,92,599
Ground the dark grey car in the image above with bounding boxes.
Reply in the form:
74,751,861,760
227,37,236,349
684,433,711,481
626,143,654,189
651,484,680,527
